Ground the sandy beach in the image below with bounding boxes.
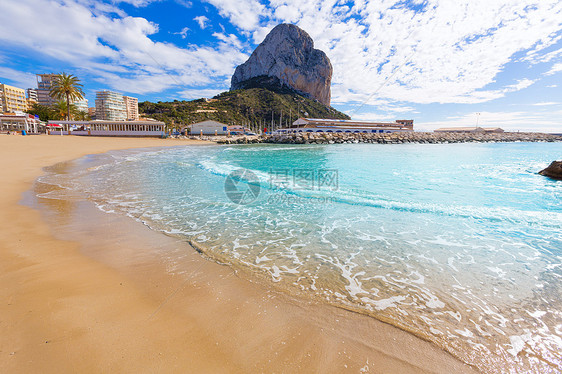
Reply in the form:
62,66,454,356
0,134,477,373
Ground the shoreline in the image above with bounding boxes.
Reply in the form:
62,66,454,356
1,135,477,373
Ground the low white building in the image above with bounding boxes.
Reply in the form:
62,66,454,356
190,120,229,135
0,112,44,133
280,118,414,134
47,120,165,137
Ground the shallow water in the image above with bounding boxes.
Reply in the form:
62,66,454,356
39,142,562,373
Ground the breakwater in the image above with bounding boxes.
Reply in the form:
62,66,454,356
215,131,562,144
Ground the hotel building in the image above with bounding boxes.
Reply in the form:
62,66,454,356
36,73,58,107
0,83,28,113
26,88,38,108
123,96,139,120
95,90,127,121
26,88,38,102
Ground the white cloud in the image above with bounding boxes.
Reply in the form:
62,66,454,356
194,15,209,29
417,111,562,133
174,27,190,39
0,66,37,88
546,63,562,75
212,32,242,49
532,102,560,106
503,79,536,92
1,0,560,111
117,0,159,7
259,0,562,105
0,0,248,95
202,0,269,31
546,84,558,88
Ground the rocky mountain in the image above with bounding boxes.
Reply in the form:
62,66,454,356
231,24,332,106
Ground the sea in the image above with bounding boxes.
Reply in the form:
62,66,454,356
39,142,562,373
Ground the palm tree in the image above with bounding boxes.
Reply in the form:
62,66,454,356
75,110,91,121
49,73,85,121
53,101,77,120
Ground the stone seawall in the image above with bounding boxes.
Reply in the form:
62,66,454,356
216,132,562,145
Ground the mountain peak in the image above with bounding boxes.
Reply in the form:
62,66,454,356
230,24,332,106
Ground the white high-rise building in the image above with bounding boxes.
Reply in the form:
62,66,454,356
73,98,89,113
95,90,126,121
26,88,38,102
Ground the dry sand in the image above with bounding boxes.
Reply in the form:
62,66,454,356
0,134,478,373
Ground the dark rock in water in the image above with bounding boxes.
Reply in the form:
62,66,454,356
231,23,332,106
539,161,562,180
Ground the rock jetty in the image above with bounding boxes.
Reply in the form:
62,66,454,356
216,132,562,145
230,24,332,106
539,161,562,180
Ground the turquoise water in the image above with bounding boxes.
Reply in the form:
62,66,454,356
43,142,562,373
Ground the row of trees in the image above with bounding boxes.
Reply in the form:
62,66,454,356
27,102,90,122
26,72,87,121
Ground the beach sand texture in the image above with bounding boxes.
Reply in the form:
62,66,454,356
0,134,477,373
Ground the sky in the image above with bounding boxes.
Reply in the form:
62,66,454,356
0,0,561,132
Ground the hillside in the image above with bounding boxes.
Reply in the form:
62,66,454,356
139,87,350,129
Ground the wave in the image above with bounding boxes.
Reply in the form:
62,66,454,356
197,158,562,229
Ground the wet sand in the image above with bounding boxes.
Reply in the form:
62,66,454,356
0,134,478,373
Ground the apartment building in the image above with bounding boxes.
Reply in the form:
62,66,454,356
26,88,38,102
95,90,126,121
36,74,58,107
74,98,89,113
0,83,28,112
26,88,38,108
123,95,139,120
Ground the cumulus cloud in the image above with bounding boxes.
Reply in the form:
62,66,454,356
202,0,269,31
212,32,242,49
546,63,562,75
249,0,562,105
174,26,190,39
193,15,209,29
1,0,560,114
0,66,37,88
0,0,247,95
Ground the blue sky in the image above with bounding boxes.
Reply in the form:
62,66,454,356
0,0,561,131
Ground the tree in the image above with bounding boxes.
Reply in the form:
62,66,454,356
53,101,77,120
26,103,56,121
49,73,85,121
74,110,91,121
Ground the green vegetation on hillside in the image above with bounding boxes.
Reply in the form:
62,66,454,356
139,88,350,130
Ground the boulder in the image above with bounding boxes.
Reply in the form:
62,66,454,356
539,161,562,180
231,24,332,106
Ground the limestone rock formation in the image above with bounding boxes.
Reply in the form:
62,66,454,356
539,161,562,180
231,24,332,106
